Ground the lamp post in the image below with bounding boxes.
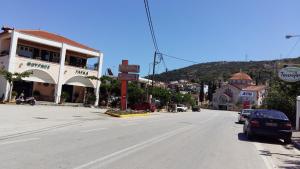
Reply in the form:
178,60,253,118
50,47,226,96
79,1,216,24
285,35,300,39
286,34,300,130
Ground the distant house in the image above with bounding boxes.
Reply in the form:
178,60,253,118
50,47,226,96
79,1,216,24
212,72,266,110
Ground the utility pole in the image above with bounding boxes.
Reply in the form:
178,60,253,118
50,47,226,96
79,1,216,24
151,51,157,88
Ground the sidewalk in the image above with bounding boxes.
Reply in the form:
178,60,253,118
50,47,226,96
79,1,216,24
0,104,107,139
292,131,300,150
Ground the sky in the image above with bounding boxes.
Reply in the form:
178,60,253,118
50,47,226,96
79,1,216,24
1,0,300,76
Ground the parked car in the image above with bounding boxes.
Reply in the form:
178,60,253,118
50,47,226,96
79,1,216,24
177,104,188,112
238,109,253,123
131,102,156,112
243,109,292,144
192,105,201,112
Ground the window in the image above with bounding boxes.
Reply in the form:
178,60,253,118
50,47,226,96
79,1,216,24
41,50,50,61
17,45,33,58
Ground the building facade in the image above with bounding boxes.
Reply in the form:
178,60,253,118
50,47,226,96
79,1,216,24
212,72,266,110
0,28,103,105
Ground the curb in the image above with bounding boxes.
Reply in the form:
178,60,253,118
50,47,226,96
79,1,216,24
292,140,300,150
105,112,150,118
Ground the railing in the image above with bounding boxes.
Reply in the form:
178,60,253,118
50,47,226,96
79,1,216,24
64,63,98,71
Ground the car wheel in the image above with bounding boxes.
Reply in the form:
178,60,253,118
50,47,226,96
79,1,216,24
283,138,292,144
246,129,253,140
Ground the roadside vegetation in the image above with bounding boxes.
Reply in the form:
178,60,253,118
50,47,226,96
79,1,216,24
98,76,196,109
263,78,300,125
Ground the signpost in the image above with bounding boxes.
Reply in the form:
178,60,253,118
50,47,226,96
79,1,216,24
118,60,140,111
278,66,300,130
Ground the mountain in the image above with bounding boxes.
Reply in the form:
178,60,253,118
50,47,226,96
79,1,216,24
150,57,300,83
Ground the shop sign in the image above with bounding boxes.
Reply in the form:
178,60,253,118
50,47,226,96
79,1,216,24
240,91,254,97
75,70,89,76
278,67,300,82
27,62,50,70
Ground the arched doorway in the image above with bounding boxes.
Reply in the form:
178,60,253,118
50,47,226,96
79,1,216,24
13,69,57,101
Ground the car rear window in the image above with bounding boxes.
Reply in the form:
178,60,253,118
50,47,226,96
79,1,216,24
252,110,288,120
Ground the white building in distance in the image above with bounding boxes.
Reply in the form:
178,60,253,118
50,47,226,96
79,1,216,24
0,27,103,105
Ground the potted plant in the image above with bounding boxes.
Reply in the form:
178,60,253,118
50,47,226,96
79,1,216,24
60,92,70,104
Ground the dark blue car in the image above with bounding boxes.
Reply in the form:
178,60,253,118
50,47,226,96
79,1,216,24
243,109,292,144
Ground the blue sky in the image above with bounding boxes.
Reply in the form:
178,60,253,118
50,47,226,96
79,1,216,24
1,0,300,76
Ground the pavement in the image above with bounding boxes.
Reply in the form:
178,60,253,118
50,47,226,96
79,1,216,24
292,131,300,149
0,104,108,139
0,105,299,169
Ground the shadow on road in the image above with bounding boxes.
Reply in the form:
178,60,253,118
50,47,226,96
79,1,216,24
237,132,284,145
279,159,300,169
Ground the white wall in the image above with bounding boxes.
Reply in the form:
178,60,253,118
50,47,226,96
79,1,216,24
0,55,9,99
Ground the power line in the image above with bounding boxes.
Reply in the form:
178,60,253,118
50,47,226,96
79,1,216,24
286,37,300,57
143,0,159,52
161,53,199,64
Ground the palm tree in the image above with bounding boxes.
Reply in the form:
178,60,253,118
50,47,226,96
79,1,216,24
0,69,32,102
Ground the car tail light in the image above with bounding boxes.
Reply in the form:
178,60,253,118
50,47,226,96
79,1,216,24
282,123,292,129
250,120,260,127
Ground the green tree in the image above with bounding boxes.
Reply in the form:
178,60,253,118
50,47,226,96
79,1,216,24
150,87,171,108
263,79,300,125
0,69,32,102
199,81,205,102
86,75,120,106
127,83,145,105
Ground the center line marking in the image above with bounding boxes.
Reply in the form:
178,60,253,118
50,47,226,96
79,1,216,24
72,126,193,169
81,128,107,133
0,138,40,146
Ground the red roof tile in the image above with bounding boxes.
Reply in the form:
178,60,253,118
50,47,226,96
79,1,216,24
242,85,266,91
16,30,98,52
230,72,252,80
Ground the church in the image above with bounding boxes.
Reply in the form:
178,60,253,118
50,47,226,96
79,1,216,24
212,71,266,110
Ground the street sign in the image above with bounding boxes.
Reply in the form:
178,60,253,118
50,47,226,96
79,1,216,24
118,73,139,81
278,67,300,82
119,64,140,73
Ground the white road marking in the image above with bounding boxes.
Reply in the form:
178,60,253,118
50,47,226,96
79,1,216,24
0,138,40,146
72,126,193,169
253,142,277,169
80,128,107,133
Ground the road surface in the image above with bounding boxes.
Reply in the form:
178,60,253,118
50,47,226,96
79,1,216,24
0,109,299,169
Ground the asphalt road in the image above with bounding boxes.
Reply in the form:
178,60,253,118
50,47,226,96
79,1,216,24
0,109,299,169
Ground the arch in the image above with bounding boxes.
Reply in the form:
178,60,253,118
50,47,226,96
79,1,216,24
64,76,95,88
22,69,56,84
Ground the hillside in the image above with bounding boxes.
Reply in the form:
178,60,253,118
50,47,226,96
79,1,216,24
150,57,300,83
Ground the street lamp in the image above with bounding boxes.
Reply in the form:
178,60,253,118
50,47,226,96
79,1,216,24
285,34,300,39
285,34,300,130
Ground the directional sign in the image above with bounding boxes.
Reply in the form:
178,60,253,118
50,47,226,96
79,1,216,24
119,64,140,73
118,73,139,81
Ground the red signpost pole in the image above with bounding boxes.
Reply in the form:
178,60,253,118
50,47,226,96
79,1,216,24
121,60,128,111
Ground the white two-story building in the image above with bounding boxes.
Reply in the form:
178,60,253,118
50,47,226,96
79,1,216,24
0,27,103,106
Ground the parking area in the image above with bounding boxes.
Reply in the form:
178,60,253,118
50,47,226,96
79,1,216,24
0,104,107,139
